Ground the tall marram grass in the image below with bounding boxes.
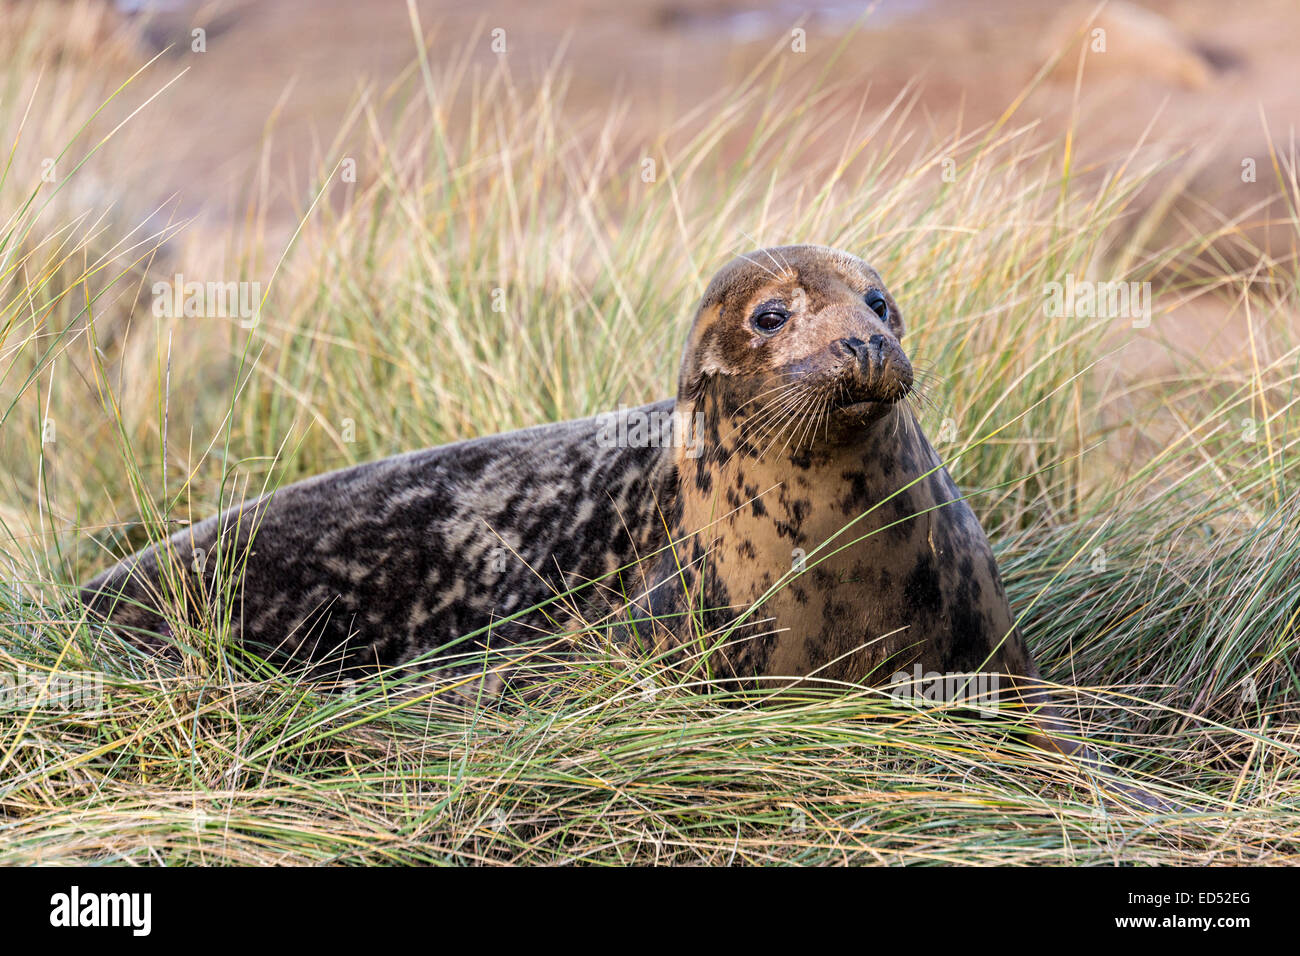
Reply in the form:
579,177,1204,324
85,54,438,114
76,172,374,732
1,21,1298,864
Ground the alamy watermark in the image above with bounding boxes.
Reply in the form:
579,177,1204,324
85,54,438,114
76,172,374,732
1043,275,1152,328
595,405,705,458
889,665,1002,717
152,273,262,327
1,664,103,713
49,886,150,936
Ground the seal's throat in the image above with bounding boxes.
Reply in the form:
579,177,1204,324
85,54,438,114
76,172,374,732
655,397,1011,683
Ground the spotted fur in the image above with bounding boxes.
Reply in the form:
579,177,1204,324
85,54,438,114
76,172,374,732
82,411,679,677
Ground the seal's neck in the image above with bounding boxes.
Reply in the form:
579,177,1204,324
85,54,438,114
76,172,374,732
672,390,943,548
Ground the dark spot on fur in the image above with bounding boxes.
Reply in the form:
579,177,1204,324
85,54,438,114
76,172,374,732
812,568,836,590
904,553,942,616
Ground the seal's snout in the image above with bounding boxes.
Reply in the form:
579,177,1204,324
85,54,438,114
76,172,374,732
836,333,913,403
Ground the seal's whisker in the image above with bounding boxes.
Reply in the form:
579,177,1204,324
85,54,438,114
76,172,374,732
824,379,848,442
816,385,837,444
718,388,806,469
888,400,916,441
908,366,947,400
729,377,806,415
725,381,808,447
790,386,830,457
744,386,815,464
905,384,940,415
790,392,832,460
732,372,807,411
771,388,823,461
761,246,790,277
717,388,808,457
737,234,796,283
765,392,808,460
744,389,805,464
896,402,919,441
726,391,804,443
909,369,941,392
735,251,783,282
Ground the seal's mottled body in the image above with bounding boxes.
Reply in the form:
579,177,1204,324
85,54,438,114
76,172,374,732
83,246,1036,689
83,409,677,675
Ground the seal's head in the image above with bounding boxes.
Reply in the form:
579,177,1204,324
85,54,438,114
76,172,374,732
677,245,913,451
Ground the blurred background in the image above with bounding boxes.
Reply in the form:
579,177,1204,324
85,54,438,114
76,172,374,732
9,0,1296,245
7,0,1295,379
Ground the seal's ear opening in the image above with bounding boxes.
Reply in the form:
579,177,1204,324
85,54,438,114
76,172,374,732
675,304,729,403
679,359,726,406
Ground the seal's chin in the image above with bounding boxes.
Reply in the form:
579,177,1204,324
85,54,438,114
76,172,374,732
834,399,888,418
837,393,905,412
826,399,896,429
806,391,909,446
833,384,911,417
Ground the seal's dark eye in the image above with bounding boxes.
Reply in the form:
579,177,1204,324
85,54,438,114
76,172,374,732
865,291,889,320
752,310,789,334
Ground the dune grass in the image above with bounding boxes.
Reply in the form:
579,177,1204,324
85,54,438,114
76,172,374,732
1,21,1298,864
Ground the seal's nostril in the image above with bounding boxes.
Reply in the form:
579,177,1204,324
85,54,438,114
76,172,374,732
868,333,886,350
840,337,869,363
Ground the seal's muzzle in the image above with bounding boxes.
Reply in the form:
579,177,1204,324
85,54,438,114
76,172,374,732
836,333,913,403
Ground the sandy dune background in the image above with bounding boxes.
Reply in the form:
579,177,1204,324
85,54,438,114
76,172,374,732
11,0,1290,380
